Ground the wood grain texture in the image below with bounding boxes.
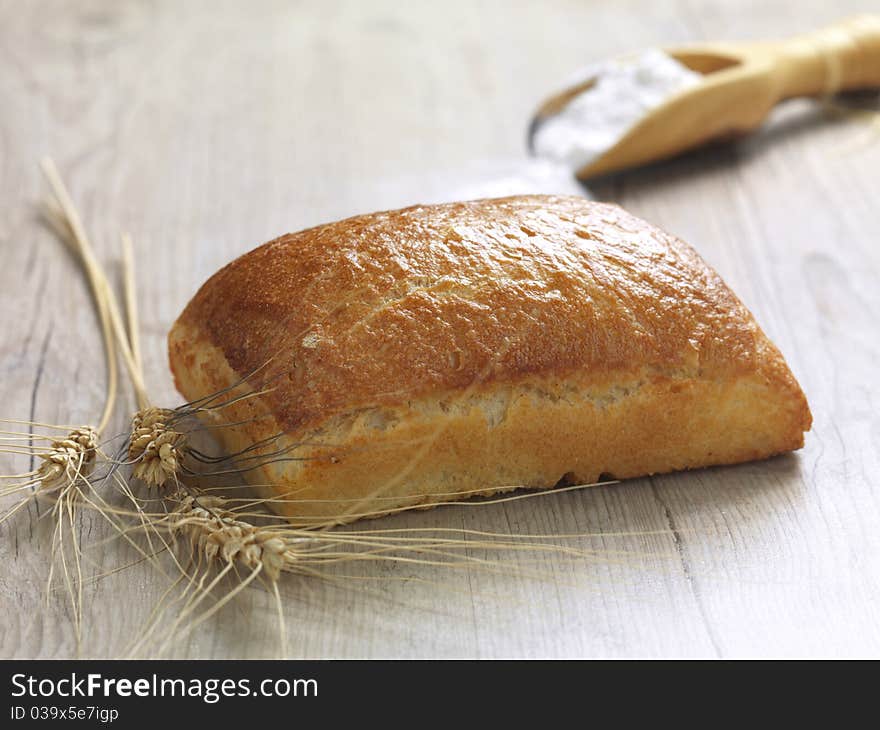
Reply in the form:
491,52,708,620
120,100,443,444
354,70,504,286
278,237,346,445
1,0,878,658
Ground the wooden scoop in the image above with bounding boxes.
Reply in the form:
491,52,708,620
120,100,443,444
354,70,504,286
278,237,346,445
531,15,880,179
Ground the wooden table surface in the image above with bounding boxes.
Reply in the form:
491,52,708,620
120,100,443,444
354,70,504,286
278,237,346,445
2,0,879,658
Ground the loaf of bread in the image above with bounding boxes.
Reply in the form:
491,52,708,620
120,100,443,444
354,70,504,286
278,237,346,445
168,195,811,524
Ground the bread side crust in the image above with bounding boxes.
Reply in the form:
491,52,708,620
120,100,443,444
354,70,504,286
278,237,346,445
169,319,810,525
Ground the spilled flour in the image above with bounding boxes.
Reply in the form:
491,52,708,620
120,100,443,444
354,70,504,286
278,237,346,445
533,49,702,172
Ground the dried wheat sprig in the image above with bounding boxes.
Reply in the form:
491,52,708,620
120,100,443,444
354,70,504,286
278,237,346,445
0,427,100,527
38,172,179,522
167,493,292,581
24,158,144,652
120,489,284,656
0,160,119,530
80,233,191,492
127,407,187,488
91,237,288,632
35,427,99,492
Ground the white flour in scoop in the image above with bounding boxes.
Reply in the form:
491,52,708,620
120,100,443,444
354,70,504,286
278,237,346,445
533,49,702,172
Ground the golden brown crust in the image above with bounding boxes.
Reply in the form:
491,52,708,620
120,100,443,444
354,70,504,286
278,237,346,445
168,195,811,523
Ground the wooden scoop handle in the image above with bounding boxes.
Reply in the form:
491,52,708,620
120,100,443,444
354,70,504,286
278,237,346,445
770,15,880,99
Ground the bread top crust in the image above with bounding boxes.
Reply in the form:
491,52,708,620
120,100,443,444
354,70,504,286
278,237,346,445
170,195,804,432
